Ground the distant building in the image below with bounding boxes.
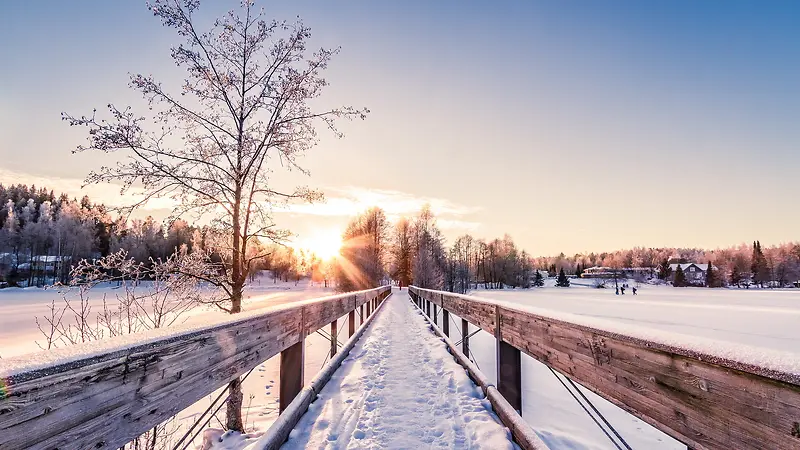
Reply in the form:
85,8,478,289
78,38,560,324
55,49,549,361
669,263,712,285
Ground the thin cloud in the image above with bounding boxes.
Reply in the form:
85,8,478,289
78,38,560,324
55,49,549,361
277,186,482,232
0,168,174,212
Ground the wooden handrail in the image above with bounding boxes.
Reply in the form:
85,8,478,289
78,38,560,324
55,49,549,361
410,286,800,450
0,285,390,450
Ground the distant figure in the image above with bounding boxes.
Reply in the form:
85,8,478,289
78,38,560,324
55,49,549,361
621,286,626,295
615,286,619,295
632,287,637,295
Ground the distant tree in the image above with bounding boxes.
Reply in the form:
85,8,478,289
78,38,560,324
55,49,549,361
390,218,413,288
673,265,686,287
556,268,570,287
533,270,544,287
657,258,672,280
574,263,584,278
337,207,388,291
705,260,718,287
730,265,742,288
752,241,771,287
411,206,446,290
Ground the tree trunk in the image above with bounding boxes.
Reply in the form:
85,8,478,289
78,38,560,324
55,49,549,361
226,376,244,432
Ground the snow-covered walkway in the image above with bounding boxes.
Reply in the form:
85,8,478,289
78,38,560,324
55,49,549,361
280,289,517,449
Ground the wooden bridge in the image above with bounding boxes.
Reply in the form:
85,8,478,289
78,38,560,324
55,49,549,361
2,286,800,449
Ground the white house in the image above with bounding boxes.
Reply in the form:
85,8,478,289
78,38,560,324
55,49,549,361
669,263,712,284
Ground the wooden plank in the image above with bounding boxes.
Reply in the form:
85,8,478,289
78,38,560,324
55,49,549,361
498,340,522,413
304,295,350,333
462,318,470,356
497,306,800,450
349,310,356,337
0,308,303,449
279,339,305,413
330,320,337,358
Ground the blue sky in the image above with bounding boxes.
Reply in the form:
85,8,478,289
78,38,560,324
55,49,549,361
1,1,798,255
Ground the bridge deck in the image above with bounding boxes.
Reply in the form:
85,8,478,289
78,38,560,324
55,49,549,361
279,290,516,449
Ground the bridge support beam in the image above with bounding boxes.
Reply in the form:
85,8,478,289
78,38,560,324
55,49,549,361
279,337,305,413
442,309,450,337
330,320,338,358
497,340,522,413
461,318,469,356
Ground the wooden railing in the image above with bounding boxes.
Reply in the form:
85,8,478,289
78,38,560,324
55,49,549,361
0,286,391,450
409,286,800,450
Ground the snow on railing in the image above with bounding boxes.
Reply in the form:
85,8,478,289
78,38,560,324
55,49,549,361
409,285,800,450
0,285,391,450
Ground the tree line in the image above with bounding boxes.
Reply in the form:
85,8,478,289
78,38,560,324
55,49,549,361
0,183,305,288
536,241,800,288
333,205,540,294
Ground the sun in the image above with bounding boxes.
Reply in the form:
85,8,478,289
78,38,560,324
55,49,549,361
297,228,343,260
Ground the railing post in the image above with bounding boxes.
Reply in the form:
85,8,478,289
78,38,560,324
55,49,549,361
496,306,522,412
461,318,469,356
360,303,364,323
433,304,438,326
427,299,431,317
443,309,450,337
279,337,305,413
330,320,338,358
349,309,356,337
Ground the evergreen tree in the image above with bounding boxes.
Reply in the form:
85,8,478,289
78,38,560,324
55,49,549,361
556,267,570,287
574,263,584,278
673,265,686,287
533,270,544,287
705,260,717,287
657,258,672,280
751,240,768,287
730,266,742,287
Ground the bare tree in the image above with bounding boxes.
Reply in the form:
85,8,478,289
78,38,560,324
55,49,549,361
62,0,367,430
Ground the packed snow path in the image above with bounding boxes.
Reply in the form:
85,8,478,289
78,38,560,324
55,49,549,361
281,290,517,450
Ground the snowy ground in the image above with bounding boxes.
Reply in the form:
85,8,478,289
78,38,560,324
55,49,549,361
278,290,516,450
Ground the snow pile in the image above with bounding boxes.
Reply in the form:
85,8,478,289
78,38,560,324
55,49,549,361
248,291,517,450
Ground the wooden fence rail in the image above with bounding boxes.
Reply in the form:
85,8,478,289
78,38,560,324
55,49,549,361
409,286,800,450
0,286,390,450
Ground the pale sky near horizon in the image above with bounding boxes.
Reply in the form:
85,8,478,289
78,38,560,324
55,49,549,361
0,0,798,256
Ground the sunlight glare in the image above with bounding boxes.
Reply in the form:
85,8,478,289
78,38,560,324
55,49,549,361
296,228,343,260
